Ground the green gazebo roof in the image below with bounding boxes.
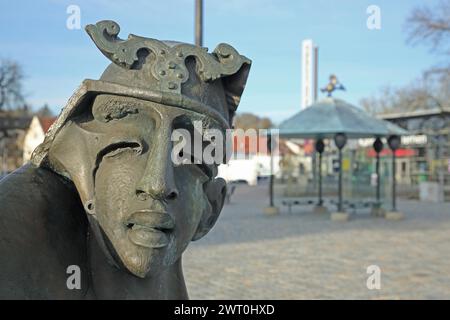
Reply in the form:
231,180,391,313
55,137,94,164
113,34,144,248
278,98,408,139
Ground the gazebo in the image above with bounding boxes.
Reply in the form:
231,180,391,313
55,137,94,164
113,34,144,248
277,97,408,220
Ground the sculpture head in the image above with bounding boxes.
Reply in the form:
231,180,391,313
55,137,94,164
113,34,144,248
31,21,251,278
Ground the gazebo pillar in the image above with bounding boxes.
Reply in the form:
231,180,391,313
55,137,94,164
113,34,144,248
371,137,385,217
331,133,349,221
385,135,404,220
314,139,327,213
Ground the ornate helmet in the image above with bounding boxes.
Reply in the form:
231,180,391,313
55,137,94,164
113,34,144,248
32,20,251,167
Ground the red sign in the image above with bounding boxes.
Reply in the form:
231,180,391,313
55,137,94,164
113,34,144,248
367,148,416,158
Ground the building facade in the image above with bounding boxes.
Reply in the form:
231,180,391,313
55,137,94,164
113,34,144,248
380,108,450,185
0,115,32,174
22,116,55,163
0,114,55,176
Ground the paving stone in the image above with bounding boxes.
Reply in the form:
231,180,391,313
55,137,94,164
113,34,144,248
184,184,450,299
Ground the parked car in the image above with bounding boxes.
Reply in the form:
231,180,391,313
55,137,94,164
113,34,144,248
218,158,258,186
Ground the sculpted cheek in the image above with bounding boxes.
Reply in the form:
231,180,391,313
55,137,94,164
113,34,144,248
103,165,135,207
190,178,208,222
95,158,139,232
173,172,209,251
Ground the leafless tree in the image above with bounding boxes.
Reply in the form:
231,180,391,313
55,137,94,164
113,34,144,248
233,113,273,130
362,1,450,115
405,0,450,80
405,0,450,54
0,59,25,111
35,104,54,117
360,70,450,115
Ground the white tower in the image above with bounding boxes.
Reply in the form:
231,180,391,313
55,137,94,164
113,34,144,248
301,39,318,109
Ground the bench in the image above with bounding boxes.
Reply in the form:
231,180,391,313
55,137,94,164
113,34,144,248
281,198,317,213
328,199,379,213
281,198,380,214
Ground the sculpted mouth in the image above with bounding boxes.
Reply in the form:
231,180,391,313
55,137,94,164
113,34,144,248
126,211,174,249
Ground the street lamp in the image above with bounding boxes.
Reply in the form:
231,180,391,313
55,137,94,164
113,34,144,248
372,137,384,216
263,131,279,215
334,133,347,214
267,133,274,207
387,135,400,211
386,135,404,220
314,139,327,213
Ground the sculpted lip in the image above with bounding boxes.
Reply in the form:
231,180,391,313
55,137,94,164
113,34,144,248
126,211,174,248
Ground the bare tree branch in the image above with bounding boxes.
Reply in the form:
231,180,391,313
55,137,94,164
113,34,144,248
0,59,25,110
404,0,450,54
359,71,450,115
233,113,273,130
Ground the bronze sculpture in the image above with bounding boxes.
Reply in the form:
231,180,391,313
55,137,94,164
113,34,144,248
0,20,251,299
320,74,345,97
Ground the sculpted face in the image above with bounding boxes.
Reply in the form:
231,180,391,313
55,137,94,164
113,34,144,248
49,94,226,278
24,21,250,291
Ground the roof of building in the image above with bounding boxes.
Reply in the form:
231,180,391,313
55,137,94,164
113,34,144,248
0,115,32,131
37,116,56,133
278,98,407,139
377,107,450,120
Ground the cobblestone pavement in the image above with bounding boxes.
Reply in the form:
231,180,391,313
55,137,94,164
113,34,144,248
183,183,450,299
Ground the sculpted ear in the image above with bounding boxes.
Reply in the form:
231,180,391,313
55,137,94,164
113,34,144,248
192,177,227,241
47,122,98,206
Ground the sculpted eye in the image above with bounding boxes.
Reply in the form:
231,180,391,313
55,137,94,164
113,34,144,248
100,141,143,159
93,141,143,182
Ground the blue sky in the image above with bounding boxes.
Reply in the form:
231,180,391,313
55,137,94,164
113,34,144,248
0,0,440,123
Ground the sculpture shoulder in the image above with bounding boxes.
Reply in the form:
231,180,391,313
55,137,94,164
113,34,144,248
0,164,90,299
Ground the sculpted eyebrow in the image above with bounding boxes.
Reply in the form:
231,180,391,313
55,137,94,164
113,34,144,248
94,99,140,122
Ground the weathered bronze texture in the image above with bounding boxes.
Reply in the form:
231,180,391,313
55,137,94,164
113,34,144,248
0,20,251,299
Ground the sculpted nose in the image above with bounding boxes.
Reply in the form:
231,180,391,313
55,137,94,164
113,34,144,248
136,134,179,201
136,161,179,201
136,171,179,201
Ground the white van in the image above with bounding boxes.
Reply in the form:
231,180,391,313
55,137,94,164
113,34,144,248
218,157,258,186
